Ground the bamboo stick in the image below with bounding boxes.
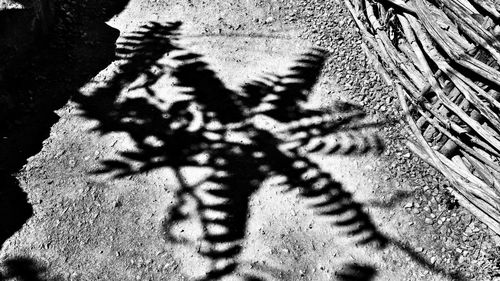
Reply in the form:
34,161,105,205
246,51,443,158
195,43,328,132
413,104,500,177
405,14,500,152
350,0,497,157
414,0,500,88
377,0,417,15
463,153,500,196
468,0,500,20
399,86,500,235
345,0,500,236
439,0,500,66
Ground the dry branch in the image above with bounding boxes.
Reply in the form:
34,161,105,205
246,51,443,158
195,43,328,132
345,0,500,235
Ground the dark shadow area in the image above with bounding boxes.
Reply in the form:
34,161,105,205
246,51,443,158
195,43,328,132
0,174,32,246
0,0,129,249
335,263,377,281
0,256,63,281
364,190,414,209
75,21,387,280
0,7,36,67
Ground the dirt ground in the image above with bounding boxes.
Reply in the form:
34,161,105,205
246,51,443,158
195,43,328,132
1,0,499,280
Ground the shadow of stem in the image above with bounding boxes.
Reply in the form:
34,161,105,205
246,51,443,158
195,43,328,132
389,238,467,281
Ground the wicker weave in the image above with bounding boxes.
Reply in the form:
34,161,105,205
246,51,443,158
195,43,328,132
345,0,500,235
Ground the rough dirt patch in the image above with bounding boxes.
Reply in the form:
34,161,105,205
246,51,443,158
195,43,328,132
1,0,499,281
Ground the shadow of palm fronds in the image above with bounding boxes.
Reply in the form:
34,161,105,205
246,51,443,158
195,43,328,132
75,21,386,281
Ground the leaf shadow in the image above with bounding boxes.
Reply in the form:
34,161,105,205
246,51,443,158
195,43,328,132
75,21,390,281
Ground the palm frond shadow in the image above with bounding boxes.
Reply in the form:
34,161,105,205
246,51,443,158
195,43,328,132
75,21,387,281
389,239,467,281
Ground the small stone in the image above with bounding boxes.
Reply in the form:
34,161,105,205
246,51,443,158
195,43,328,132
265,16,274,24
70,273,81,281
430,256,437,264
403,202,413,208
465,227,473,235
425,218,433,225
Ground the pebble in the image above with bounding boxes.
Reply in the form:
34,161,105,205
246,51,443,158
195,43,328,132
458,255,466,263
430,256,437,264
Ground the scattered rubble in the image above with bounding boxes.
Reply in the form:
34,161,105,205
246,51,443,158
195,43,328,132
284,0,500,279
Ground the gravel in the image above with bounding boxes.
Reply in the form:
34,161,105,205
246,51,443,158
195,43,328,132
282,0,500,279
4,0,500,279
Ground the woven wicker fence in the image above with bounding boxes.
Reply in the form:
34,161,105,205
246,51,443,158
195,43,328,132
345,0,500,235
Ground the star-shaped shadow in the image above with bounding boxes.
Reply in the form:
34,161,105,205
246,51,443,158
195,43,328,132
74,21,386,281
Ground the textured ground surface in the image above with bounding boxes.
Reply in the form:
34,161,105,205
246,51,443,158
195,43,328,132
1,0,499,280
